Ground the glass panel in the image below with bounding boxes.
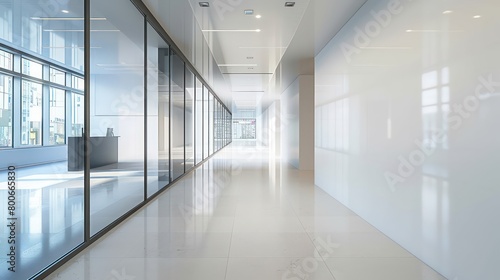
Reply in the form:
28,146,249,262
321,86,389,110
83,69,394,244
72,76,84,91
50,67,66,86
71,93,84,137
195,77,203,164
22,58,43,79
0,3,85,279
21,80,42,146
147,23,170,197
185,68,194,170
209,91,214,155
215,101,220,151
0,73,12,147
49,87,65,145
203,86,209,159
171,51,185,180
0,0,13,42
90,0,144,235
0,49,13,70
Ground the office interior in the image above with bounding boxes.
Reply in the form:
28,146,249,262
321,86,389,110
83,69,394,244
0,0,499,279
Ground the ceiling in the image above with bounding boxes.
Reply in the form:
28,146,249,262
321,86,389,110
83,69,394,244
188,0,368,112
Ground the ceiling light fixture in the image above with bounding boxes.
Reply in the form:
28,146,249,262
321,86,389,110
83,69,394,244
199,2,209,7
360,47,412,50
255,15,262,19
244,9,254,15
473,15,482,19
202,29,261,32
61,10,69,14
406,29,464,33
285,2,295,7
239,46,287,49
442,10,453,14
44,29,120,32
218,64,258,67
32,17,107,20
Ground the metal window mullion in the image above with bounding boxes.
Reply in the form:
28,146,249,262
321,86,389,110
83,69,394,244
143,17,148,200
83,0,91,243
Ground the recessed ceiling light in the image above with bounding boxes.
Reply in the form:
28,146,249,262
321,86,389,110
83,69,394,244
285,2,295,7
31,17,107,21
199,2,209,7
219,64,258,67
202,29,261,32
442,10,453,14
61,10,69,14
473,15,482,19
255,15,262,19
244,9,254,15
406,29,464,33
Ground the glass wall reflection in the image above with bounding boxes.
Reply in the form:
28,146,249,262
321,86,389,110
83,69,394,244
0,0,85,279
89,0,145,235
195,78,203,164
171,51,185,180
0,0,231,278
185,68,195,171
147,24,170,197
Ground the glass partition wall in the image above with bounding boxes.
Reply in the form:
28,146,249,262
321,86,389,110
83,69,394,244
0,0,86,279
0,0,231,279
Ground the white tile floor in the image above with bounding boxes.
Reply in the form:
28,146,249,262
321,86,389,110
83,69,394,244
47,144,446,280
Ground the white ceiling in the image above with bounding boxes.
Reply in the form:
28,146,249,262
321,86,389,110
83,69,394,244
188,0,367,111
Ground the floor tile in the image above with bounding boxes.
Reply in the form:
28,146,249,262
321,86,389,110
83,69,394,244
229,232,317,258
325,258,446,280
225,257,336,280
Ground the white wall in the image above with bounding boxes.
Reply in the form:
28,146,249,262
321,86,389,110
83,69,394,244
315,0,500,279
90,74,144,162
281,75,314,170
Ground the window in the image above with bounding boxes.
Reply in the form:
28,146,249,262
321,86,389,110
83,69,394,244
0,49,12,70
50,67,66,86
0,73,12,147
22,58,43,79
49,88,65,145
71,93,84,136
21,80,43,145
233,119,256,139
72,75,84,91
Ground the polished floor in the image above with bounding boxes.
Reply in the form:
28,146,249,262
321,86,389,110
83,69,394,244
46,143,446,280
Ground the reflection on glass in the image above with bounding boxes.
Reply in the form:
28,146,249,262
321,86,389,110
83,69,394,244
147,23,170,197
195,77,203,164
209,92,214,155
49,88,65,145
89,0,144,235
0,74,12,147
0,1,85,279
171,51,185,180
421,68,449,149
203,86,209,159
185,67,195,170
21,80,42,146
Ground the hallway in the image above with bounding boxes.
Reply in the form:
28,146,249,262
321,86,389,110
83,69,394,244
47,143,445,280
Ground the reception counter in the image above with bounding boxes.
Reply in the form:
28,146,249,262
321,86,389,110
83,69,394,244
68,136,119,171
